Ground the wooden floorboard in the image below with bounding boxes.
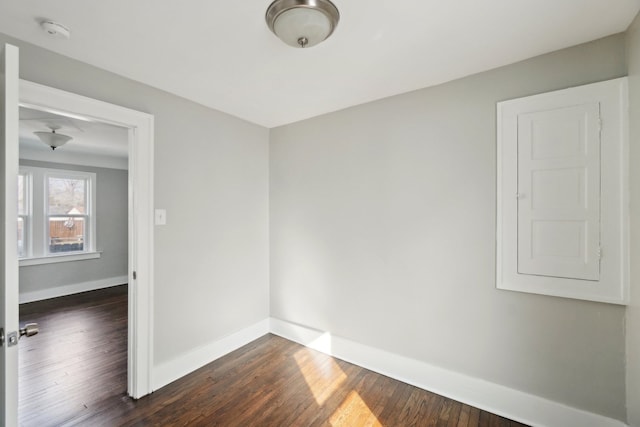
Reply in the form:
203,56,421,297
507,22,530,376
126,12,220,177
19,285,128,427
19,287,530,426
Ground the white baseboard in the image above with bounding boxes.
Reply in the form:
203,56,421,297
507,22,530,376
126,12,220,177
147,317,626,427
19,275,128,304
152,319,270,392
269,318,627,427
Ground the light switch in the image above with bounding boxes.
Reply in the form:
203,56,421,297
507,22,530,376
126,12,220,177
155,209,167,225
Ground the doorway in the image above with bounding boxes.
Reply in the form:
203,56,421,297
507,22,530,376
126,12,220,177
16,104,130,424
16,80,155,399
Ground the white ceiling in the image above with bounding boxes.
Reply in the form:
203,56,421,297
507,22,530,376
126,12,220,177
1,0,639,128
19,107,129,168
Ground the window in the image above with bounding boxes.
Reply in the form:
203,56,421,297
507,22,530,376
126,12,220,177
17,171,29,258
47,174,89,253
18,166,97,264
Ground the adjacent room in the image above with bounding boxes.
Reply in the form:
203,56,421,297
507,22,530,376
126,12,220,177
1,1,640,426
16,107,129,425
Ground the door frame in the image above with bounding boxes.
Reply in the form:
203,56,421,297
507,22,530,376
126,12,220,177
18,80,155,398
2,43,20,427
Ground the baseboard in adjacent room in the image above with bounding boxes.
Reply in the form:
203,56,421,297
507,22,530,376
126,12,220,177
269,318,627,427
19,275,128,304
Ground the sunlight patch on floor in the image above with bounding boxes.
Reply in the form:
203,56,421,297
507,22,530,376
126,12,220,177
329,390,382,427
292,331,382,425
294,347,346,406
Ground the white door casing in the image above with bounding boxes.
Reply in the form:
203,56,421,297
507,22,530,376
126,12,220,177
1,43,20,427
497,77,629,304
17,80,156,399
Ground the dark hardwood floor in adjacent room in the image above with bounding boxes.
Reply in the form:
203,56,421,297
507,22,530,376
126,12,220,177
19,287,529,427
19,285,128,427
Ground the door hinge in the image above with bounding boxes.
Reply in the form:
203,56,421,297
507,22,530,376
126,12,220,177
598,118,603,133
597,246,602,260
133,271,137,280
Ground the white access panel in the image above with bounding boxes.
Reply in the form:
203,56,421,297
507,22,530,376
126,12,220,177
517,103,601,281
496,77,629,305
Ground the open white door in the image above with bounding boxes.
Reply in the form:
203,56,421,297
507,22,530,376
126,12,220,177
0,43,20,427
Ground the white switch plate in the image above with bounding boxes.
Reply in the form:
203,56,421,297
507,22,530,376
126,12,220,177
155,209,167,225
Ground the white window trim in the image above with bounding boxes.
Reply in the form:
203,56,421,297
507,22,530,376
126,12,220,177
17,170,31,258
19,165,97,262
19,251,101,267
496,77,629,305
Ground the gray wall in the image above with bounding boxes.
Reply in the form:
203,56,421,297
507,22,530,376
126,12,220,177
270,34,627,420
18,160,128,295
0,32,270,367
3,25,635,423
627,11,640,427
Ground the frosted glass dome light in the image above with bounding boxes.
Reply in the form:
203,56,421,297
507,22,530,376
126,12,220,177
34,125,72,150
266,0,340,48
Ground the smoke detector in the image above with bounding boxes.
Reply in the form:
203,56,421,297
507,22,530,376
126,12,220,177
40,20,71,39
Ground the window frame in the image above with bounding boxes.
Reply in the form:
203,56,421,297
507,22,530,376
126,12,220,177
17,170,31,258
44,169,95,255
18,165,98,264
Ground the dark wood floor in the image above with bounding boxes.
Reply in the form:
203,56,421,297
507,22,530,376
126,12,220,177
19,285,128,427
19,287,529,427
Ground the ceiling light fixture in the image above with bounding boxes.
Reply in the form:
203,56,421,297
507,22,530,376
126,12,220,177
266,0,340,48
34,125,72,150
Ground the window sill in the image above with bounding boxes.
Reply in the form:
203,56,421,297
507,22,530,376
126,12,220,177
19,251,101,267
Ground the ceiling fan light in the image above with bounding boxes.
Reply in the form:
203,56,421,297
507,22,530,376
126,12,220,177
266,0,340,48
34,130,72,150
